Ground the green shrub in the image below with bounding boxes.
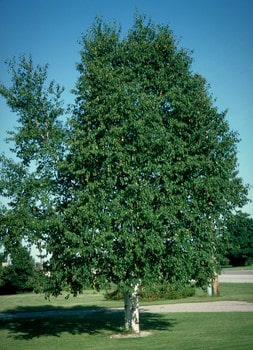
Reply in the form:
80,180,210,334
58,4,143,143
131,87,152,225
105,282,195,301
140,282,195,301
0,245,35,295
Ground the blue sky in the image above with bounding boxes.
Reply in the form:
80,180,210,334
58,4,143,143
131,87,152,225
0,0,252,215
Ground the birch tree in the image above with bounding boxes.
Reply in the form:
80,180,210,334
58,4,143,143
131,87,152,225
0,55,66,263
0,16,249,334
58,16,247,332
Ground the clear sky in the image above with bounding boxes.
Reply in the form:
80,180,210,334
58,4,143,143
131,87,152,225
0,0,252,215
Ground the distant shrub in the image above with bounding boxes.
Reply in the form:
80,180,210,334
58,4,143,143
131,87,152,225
0,245,35,295
105,282,195,301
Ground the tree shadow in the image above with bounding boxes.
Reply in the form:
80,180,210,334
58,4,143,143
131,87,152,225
0,305,175,340
141,312,176,332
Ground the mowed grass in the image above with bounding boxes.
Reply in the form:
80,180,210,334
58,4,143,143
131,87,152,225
0,283,253,350
222,264,253,270
0,312,252,350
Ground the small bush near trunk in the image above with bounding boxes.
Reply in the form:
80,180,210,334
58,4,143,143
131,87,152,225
105,282,195,301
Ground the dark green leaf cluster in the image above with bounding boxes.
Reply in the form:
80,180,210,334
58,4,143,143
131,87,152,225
0,244,35,294
224,211,253,266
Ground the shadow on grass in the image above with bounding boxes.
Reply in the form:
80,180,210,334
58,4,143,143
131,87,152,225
0,306,175,340
0,303,105,314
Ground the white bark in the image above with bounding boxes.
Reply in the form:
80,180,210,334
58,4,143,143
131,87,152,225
212,272,220,295
207,273,220,296
124,283,140,334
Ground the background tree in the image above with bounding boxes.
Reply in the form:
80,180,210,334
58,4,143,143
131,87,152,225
224,211,253,266
0,244,35,294
0,55,67,257
0,251,5,265
0,16,249,333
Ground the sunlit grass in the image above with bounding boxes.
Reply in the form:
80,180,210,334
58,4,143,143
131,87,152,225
222,265,253,271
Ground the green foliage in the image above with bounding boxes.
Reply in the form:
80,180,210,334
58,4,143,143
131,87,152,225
140,283,195,301
0,252,5,265
225,211,253,266
105,282,195,301
0,245,35,294
0,55,67,255
0,15,249,300
0,55,66,165
57,14,248,294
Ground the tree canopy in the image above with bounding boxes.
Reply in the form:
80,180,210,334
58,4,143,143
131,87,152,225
0,55,66,252
0,244,35,294
57,16,248,291
0,15,249,332
224,211,253,266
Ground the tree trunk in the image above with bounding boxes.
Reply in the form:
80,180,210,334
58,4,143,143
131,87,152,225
124,283,140,334
212,272,220,295
207,272,220,296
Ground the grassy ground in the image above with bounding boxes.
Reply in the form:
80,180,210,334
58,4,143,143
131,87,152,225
222,265,253,271
222,264,253,271
0,283,253,350
0,312,252,349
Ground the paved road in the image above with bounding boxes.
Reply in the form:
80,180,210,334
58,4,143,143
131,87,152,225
1,300,252,319
219,269,253,283
140,301,253,313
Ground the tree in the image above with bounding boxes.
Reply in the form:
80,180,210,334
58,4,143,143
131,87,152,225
225,211,253,266
0,55,66,257
53,16,248,332
0,15,249,333
0,244,35,294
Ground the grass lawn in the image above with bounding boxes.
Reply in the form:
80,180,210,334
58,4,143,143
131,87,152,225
0,283,253,349
0,312,252,350
221,265,253,271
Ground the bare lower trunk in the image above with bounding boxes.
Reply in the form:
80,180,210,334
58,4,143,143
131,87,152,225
207,272,220,296
212,272,220,295
124,283,140,334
